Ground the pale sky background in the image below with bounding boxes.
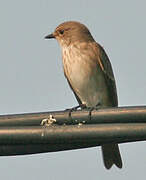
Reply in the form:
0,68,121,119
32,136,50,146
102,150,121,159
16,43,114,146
0,0,146,179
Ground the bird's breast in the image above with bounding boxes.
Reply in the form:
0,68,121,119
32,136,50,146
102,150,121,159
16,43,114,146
62,45,109,107
62,45,94,87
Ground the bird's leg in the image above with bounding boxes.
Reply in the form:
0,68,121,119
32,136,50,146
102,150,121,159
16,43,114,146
65,104,86,117
87,102,101,120
65,105,80,112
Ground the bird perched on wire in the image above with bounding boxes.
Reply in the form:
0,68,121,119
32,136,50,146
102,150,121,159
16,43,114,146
45,21,122,169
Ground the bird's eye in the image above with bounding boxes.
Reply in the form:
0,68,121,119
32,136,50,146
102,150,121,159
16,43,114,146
59,30,64,35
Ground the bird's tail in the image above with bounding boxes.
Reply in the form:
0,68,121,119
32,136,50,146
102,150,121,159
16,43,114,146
101,144,122,169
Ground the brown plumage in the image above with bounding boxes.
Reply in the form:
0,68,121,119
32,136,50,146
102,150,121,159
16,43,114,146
45,21,122,169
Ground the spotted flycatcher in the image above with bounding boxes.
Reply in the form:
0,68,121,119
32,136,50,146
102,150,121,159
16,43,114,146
45,21,122,169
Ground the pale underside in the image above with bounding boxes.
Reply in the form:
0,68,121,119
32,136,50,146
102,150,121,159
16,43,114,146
62,41,118,108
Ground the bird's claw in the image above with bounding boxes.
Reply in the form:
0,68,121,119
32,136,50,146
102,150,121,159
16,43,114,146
86,103,101,120
65,103,101,120
65,104,86,117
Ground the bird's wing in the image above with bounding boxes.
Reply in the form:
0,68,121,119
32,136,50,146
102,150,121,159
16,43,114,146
95,43,118,106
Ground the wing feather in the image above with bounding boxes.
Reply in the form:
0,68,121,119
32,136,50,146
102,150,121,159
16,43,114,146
96,43,118,106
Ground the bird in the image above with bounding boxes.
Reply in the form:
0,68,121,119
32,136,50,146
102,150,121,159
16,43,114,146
45,21,122,169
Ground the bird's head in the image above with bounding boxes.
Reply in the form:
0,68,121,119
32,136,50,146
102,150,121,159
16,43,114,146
45,21,94,47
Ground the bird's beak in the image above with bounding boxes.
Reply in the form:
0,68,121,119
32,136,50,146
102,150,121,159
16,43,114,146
44,33,55,39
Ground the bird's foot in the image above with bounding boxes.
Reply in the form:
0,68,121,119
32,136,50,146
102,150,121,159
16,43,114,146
86,103,101,120
65,105,80,112
65,104,86,117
